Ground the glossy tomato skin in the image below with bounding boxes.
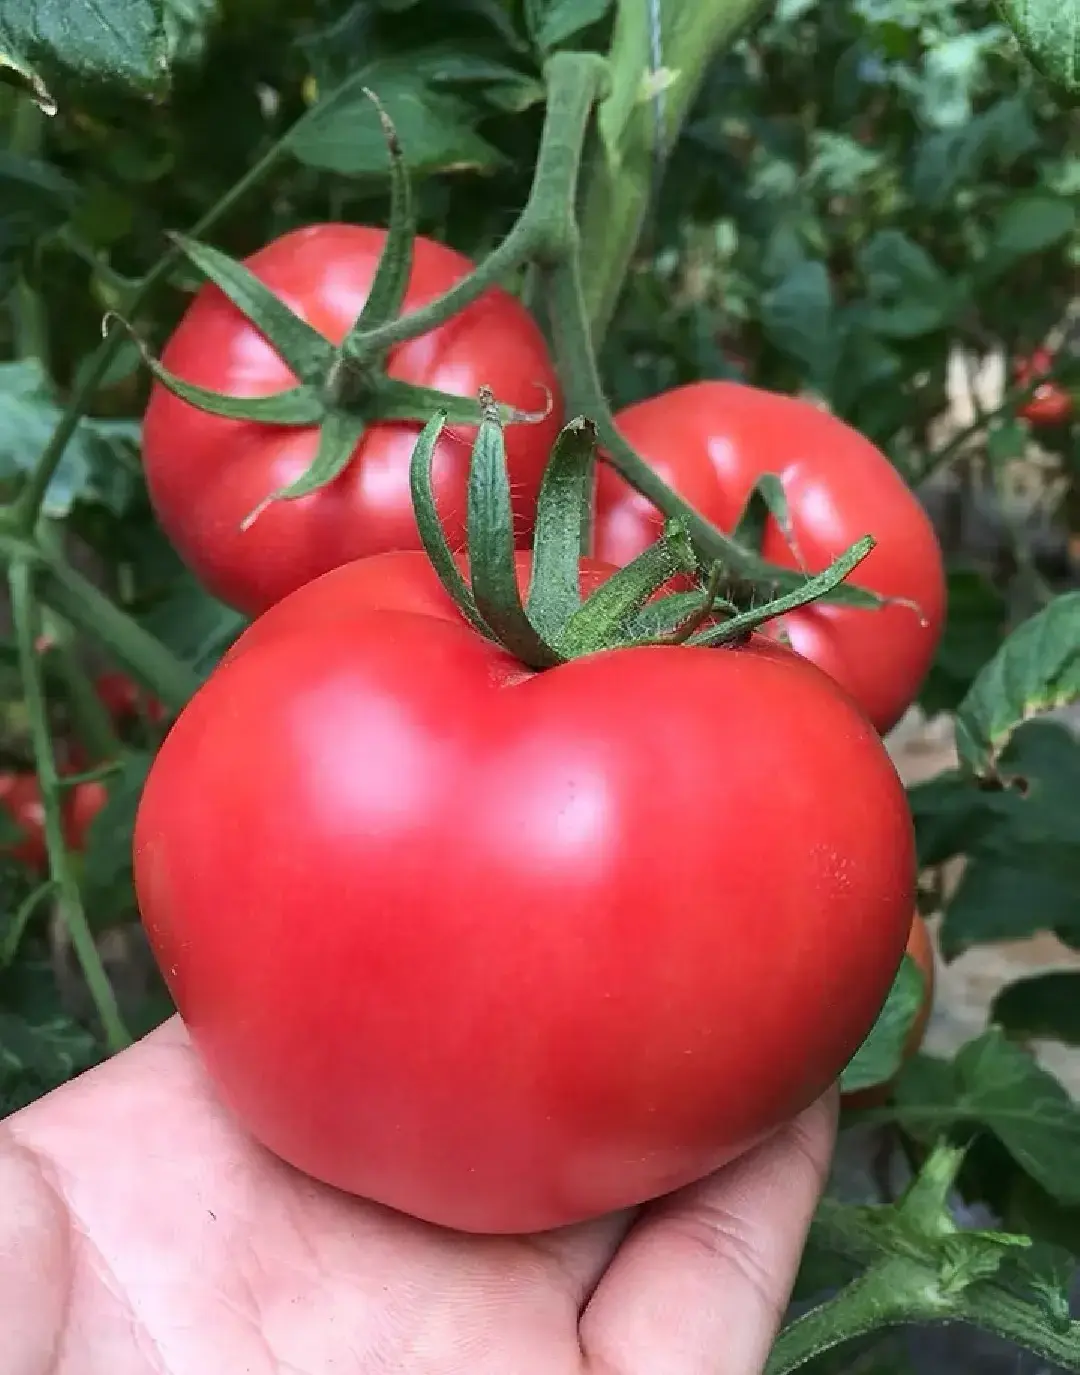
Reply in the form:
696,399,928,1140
596,382,947,735
0,773,47,871
1015,349,1073,427
134,551,916,1234
142,225,563,616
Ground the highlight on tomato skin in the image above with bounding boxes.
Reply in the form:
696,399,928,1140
595,381,948,735
141,224,564,618
1014,348,1074,428
133,548,917,1235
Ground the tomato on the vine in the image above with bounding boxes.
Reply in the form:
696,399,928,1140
0,773,47,871
134,550,916,1234
142,225,564,616
595,382,947,734
63,780,109,854
94,672,166,727
841,912,935,1109
1015,348,1073,427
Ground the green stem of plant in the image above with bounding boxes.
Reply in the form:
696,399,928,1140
46,635,121,764
577,0,770,346
9,559,130,1053
10,136,289,537
952,1290,1080,1371
767,1265,922,1373
356,52,610,358
10,99,50,368
36,558,201,712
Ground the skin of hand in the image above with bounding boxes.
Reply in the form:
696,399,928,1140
1,1017,836,1375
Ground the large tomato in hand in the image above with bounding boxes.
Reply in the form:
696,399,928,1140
0,773,47,871
142,225,563,616
596,382,947,734
134,551,916,1234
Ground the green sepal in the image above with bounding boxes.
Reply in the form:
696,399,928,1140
559,519,700,656
239,409,366,532
146,365,324,426
731,472,803,562
467,391,564,668
368,376,543,429
526,416,597,640
625,584,736,640
341,89,416,347
169,232,334,385
690,535,875,647
408,410,490,637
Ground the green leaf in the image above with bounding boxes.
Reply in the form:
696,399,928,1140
858,230,959,339
761,260,839,392
911,97,1040,206
137,571,247,678
955,591,1080,778
291,64,504,178
524,0,612,52
0,0,168,109
79,752,151,927
840,955,927,1094
993,973,1080,1047
895,1030,1080,1204
0,150,78,296
995,0,1080,95
162,0,219,66
981,195,1078,277
920,569,1008,717
0,950,98,1114
0,359,138,517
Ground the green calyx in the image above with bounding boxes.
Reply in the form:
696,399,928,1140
410,398,877,672
134,91,542,534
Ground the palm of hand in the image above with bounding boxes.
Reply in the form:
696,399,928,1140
3,1019,834,1375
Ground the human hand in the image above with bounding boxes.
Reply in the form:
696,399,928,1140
3,1018,835,1374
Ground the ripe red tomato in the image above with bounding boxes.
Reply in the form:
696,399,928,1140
1015,348,1073,427
595,382,947,734
63,780,109,853
134,550,916,1233
841,911,935,1109
95,672,166,727
0,773,47,871
142,224,563,616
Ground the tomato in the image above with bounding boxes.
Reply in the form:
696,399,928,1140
63,780,109,853
134,550,916,1234
595,382,947,734
1015,348,1073,427
0,773,47,871
95,672,166,727
142,224,563,616
842,912,935,1109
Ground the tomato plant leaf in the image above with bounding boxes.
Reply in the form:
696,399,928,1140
980,195,1077,279
0,0,167,109
920,569,1008,717
895,1031,1080,1205
524,0,612,52
526,417,597,640
995,0,1080,94
992,973,1080,1047
169,234,334,385
761,261,839,392
857,231,960,339
0,150,78,296
0,950,99,1114
955,591,1080,778
290,65,504,178
840,955,926,1095
0,359,138,517
79,752,151,928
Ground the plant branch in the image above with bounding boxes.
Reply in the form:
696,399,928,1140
9,559,130,1053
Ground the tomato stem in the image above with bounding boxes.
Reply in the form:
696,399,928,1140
9,559,131,1054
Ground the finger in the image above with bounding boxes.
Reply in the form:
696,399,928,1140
579,1088,838,1375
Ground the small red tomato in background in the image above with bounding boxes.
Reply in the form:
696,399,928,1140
142,224,564,616
1015,348,1073,427
595,381,947,735
63,779,109,854
0,773,47,871
94,672,167,727
134,549,916,1234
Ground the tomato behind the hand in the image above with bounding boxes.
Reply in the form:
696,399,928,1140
596,382,947,734
1015,349,1073,427
842,912,935,1108
0,773,47,871
142,224,563,616
134,550,916,1234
